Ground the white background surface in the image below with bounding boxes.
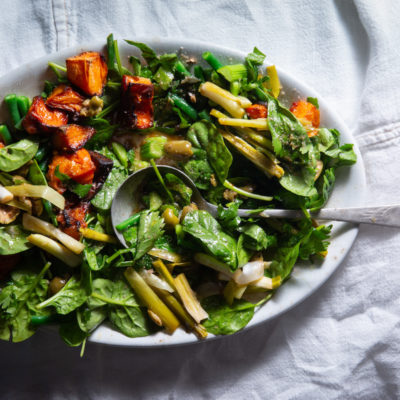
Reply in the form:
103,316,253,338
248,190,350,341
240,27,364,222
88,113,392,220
1,1,400,398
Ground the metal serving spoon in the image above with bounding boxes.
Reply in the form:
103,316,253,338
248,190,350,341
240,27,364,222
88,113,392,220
111,165,400,245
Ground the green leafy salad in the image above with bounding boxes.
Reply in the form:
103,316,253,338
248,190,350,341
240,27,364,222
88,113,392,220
0,34,356,351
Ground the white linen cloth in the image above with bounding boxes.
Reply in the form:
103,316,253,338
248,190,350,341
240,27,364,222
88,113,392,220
1,1,400,398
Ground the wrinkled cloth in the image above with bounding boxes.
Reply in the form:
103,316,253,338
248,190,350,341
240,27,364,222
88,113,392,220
1,1,400,399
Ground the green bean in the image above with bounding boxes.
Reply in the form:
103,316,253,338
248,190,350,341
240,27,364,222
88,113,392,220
193,65,205,81
16,96,30,118
202,51,224,70
115,212,141,232
4,94,21,125
0,125,12,144
169,94,198,120
175,61,191,76
198,110,211,122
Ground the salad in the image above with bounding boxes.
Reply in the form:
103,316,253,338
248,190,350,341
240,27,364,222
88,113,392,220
0,34,356,351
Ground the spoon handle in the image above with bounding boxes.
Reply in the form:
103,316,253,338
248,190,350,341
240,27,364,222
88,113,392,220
240,205,400,228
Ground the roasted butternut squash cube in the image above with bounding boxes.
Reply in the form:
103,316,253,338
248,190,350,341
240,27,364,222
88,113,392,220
66,51,108,96
46,84,85,114
290,100,320,128
22,96,68,134
120,75,154,129
47,148,96,193
52,124,95,152
57,202,89,239
245,104,268,119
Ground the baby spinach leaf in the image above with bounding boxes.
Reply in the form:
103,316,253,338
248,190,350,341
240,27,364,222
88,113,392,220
0,139,38,172
279,167,318,197
202,295,255,335
267,94,314,164
165,173,192,205
91,167,128,211
237,234,252,267
0,224,31,255
77,306,107,333
182,210,238,269
109,306,153,338
217,200,242,233
187,121,232,183
59,320,87,347
134,211,165,261
88,278,139,308
38,276,87,315
306,168,335,211
0,265,49,342
239,224,276,251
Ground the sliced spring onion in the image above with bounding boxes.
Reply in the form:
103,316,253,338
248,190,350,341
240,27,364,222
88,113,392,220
249,275,281,290
232,261,264,286
80,228,118,244
148,248,186,263
265,65,281,98
221,130,284,179
174,273,208,324
0,185,13,203
199,82,244,118
124,267,180,334
5,184,65,209
140,269,174,293
23,214,84,254
210,108,228,119
5,198,30,212
223,180,273,202
223,279,246,305
153,287,208,339
218,117,268,130
237,96,252,108
194,253,233,277
27,234,82,267
152,259,177,290
217,64,247,82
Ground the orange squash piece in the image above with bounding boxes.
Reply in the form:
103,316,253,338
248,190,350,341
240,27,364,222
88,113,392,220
290,100,320,128
66,51,108,96
57,202,89,239
47,148,96,193
52,124,95,152
22,96,68,134
120,75,154,129
46,84,85,114
245,104,268,119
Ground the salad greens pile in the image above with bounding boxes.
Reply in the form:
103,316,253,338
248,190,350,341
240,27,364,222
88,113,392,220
0,34,356,352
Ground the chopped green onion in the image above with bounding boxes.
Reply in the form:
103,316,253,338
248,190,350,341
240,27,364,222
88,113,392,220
217,64,247,82
140,136,167,160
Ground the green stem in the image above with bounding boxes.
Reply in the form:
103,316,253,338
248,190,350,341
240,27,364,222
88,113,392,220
150,159,175,203
95,100,120,119
223,180,273,202
169,94,197,120
106,248,133,264
112,142,128,168
113,39,123,76
90,292,136,307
